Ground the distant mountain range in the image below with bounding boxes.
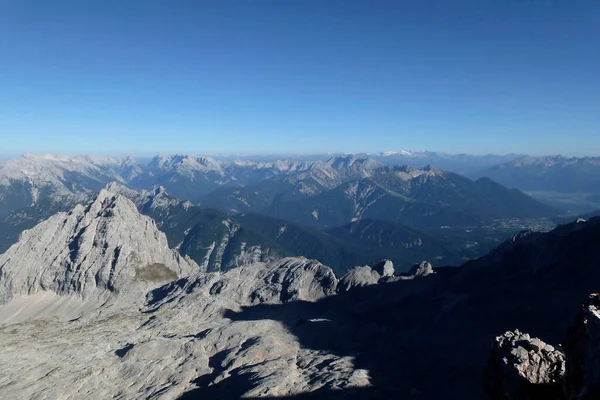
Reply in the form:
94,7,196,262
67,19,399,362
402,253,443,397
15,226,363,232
206,150,525,175
0,180,522,274
368,150,524,175
0,154,559,255
215,164,557,228
476,155,600,193
1,153,547,219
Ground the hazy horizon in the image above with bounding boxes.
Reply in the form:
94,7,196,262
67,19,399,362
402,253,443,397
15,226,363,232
2,148,600,162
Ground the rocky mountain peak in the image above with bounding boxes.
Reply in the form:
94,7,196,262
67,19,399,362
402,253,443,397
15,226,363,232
148,154,224,176
327,155,383,171
103,181,139,199
0,189,199,306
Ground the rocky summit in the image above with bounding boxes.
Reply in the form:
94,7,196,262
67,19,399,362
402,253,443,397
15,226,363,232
0,188,199,319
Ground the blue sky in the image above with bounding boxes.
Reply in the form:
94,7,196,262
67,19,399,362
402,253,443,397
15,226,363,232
1,0,599,157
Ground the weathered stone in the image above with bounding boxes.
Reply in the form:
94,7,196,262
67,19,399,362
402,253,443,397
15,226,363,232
337,266,381,293
372,259,395,277
0,189,199,307
483,330,565,400
407,261,435,277
0,256,360,399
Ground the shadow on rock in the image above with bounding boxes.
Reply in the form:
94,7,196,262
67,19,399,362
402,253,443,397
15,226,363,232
178,218,600,400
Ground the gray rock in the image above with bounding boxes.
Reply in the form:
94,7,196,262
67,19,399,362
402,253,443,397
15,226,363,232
372,259,394,277
406,261,435,278
0,189,199,306
483,330,565,400
337,266,381,293
0,256,364,399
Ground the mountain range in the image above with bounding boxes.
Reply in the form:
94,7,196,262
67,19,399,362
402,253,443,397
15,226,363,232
0,153,565,278
0,171,599,398
52,184,486,274
207,150,524,175
477,155,600,194
1,153,558,224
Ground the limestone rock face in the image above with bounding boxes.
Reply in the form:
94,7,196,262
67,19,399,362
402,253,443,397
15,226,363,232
149,257,338,307
0,257,366,400
372,259,394,277
0,189,199,305
337,266,381,293
483,330,565,400
101,182,281,273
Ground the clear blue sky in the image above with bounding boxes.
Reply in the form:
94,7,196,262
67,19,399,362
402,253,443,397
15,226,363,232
1,0,599,157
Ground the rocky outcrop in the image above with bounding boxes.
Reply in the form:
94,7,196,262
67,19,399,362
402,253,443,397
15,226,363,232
337,260,435,292
372,259,394,277
406,261,435,277
337,266,381,293
483,330,565,400
0,189,199,306
484,294,600,400
564,293,600,399
149,257,338,307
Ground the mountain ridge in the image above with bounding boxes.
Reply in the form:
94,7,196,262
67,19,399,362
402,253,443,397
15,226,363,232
0,188,199,307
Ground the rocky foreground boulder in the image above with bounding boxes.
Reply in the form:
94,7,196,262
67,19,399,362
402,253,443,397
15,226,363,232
484,330,565,400
484,294,600,400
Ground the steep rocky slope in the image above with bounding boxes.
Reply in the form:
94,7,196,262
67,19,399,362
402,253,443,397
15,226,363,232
106,183,284,271
0,192,95,254
0,188,198,309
